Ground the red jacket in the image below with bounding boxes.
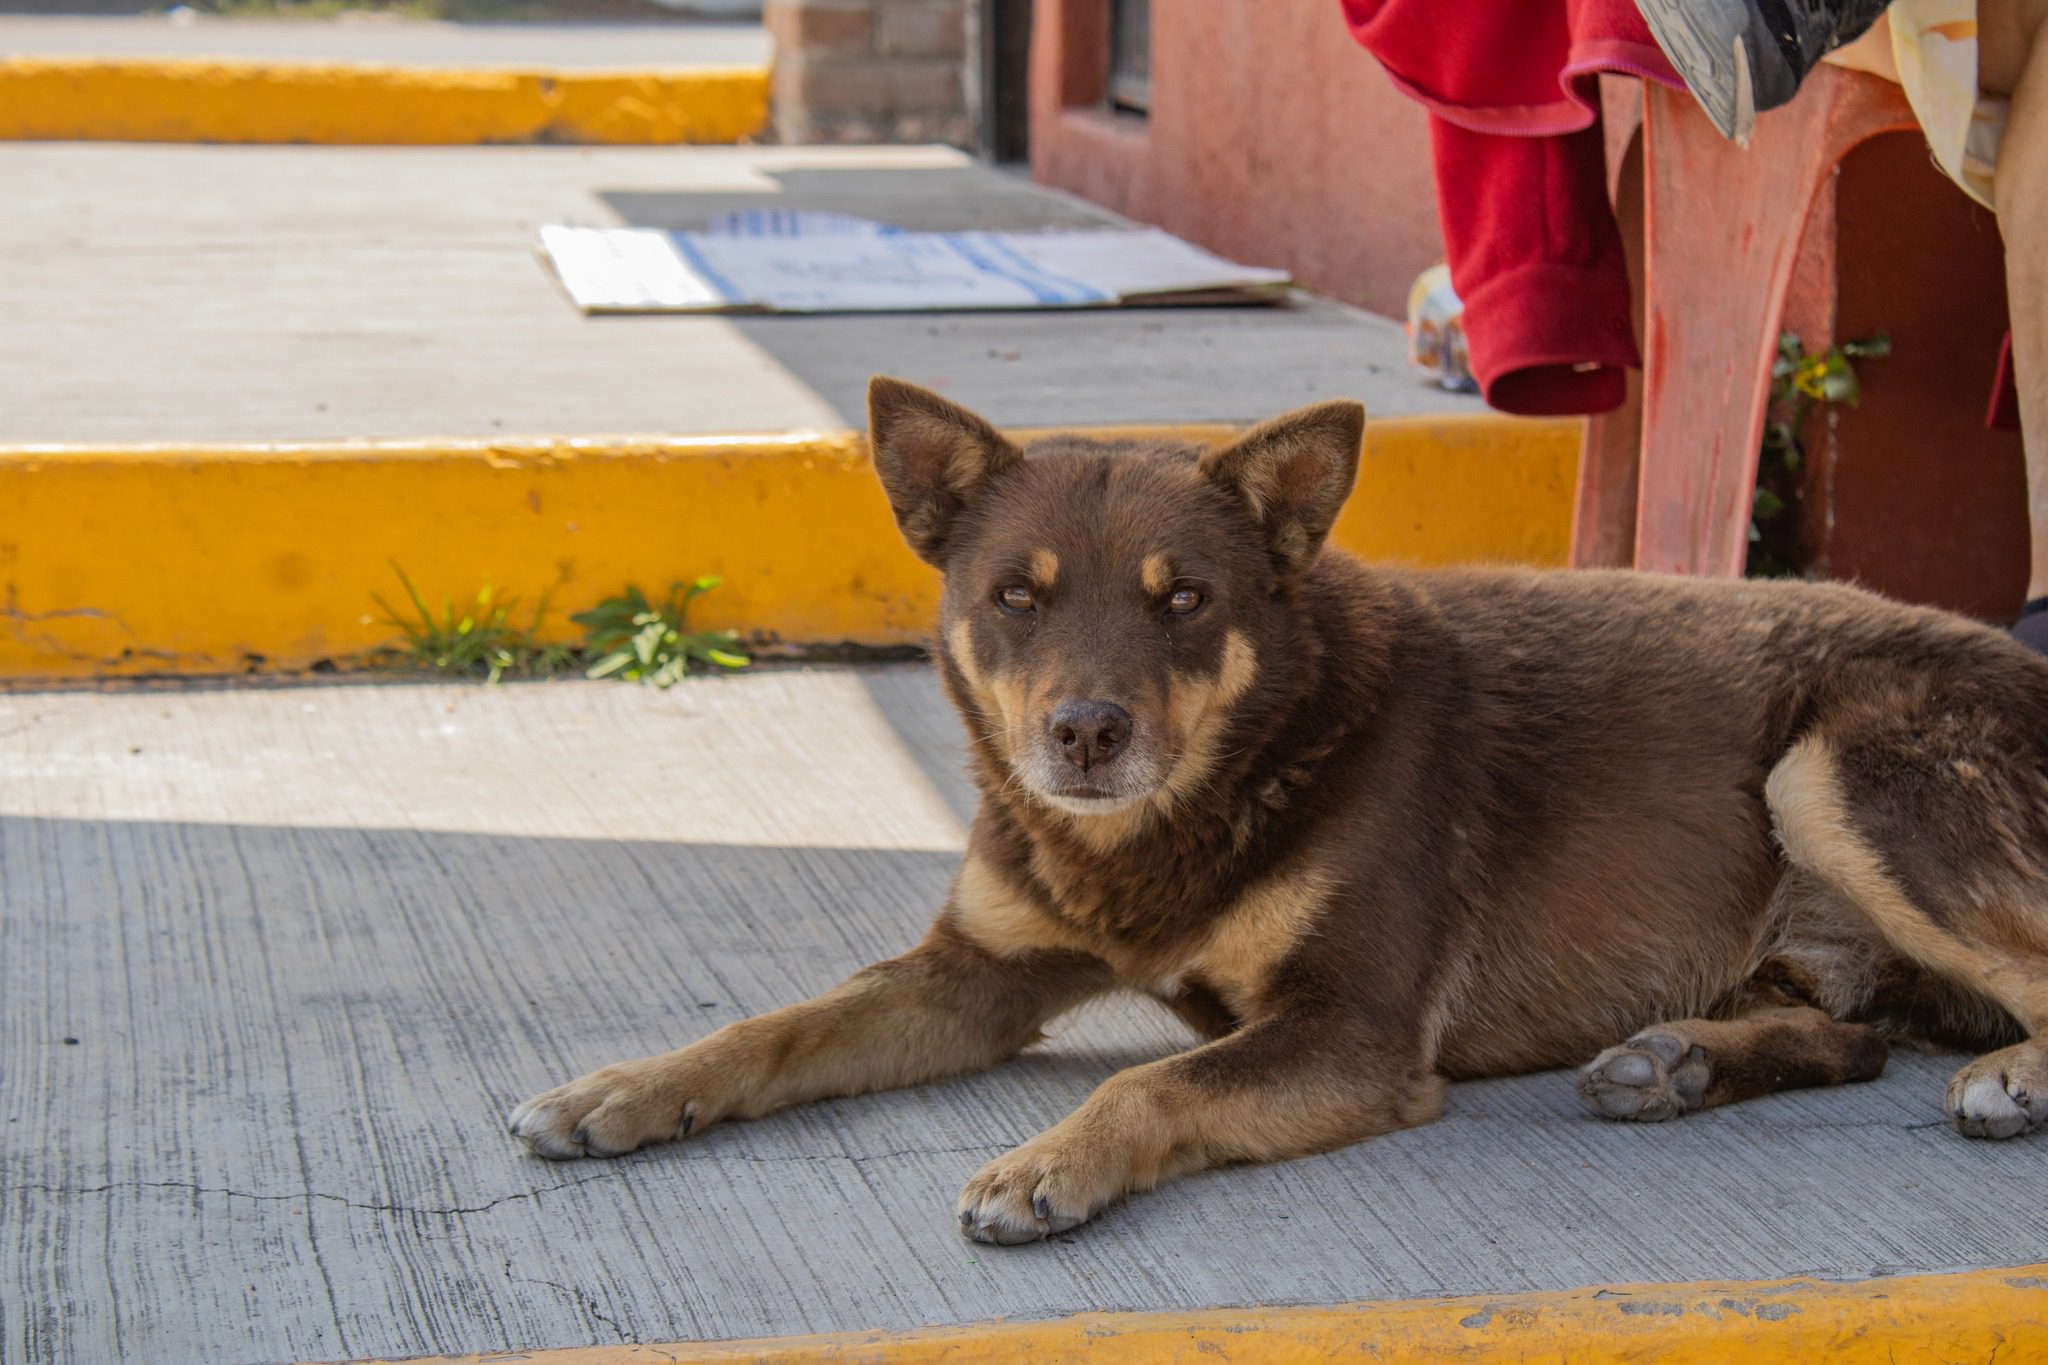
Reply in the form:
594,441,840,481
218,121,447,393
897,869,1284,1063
1342,0,1682,415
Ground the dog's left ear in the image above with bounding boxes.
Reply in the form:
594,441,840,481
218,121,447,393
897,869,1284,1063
868,376,1023,567
1199,400,1365,575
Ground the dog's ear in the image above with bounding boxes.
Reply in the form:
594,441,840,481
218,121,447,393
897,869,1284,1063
1199,400,1365,576
868,376,1023,568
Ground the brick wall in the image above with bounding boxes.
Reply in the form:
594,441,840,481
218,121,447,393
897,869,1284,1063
764,0,975,146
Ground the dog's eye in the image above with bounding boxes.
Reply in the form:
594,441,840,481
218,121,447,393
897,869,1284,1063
997,586,1036,614
1167,588,1205,615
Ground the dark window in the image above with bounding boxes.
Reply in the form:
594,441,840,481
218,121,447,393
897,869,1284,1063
1109,0,1150,114
979,0,1032,162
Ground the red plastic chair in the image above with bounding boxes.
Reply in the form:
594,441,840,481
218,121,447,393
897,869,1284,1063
1572,66,1919,573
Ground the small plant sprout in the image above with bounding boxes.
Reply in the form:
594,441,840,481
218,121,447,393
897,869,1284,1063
370,562,575,683
571,578,750,688
1749,330,1890,578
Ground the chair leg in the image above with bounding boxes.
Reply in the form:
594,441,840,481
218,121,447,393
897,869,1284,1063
1572,121,1645,570
1574,385,1644,567
1634,69,1915,575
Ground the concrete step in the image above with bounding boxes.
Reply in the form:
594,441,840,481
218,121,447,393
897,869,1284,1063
0,14,769,142
0,142,1578,678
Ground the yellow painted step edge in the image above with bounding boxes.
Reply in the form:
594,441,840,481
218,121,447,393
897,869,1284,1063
0,55,768,144
0,415,1579,680
329,1262,2048,1364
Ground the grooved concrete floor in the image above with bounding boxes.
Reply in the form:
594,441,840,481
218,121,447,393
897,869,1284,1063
0,143,1485,446
4,667,2047,1364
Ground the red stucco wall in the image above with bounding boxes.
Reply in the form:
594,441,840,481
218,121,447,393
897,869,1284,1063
1028,0,1443,319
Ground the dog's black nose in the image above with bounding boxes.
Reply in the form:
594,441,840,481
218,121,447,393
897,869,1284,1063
1051,699,1132,771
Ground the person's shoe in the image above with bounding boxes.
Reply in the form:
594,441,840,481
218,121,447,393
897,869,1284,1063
2014,597,2048,654
1633,0,1893,142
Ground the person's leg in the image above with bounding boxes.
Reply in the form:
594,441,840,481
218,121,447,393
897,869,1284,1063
1981,1,2048,635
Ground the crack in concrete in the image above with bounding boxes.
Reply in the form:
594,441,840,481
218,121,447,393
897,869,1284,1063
7,1171,631,1218
505,1263,634,1346
0,583,146,664
7,1144,1007,1219
670,1141,1004,1166
0,590,120,625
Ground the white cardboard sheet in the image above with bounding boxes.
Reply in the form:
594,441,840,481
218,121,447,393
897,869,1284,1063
540,213,1292,314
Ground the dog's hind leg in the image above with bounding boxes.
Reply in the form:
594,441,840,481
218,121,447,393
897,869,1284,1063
1578,1000,1888,1121
1767,727,2048,1138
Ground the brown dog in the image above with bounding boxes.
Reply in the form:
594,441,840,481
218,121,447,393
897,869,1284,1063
512,377,2048,1244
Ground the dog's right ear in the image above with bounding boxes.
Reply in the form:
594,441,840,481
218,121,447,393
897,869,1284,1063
868,376,1023,567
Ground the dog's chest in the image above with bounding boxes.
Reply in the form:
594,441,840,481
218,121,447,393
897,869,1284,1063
1004,843,1335,1022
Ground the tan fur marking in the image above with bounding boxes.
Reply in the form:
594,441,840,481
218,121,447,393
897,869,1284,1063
1769,738,2048,1031
1193,865,1336,1018
1217,629,1258,699
989,671,1030,742
1059,802,1158,854
953,853,1089,958
946,619,1019,763
1156,629,1260,810
948,621,1032,766
1030,548,1060,587
946,620,990,705
1141,553,1172,596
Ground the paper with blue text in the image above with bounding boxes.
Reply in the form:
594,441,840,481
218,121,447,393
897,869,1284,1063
539,213,1292,314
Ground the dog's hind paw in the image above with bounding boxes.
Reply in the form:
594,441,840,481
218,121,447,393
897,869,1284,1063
1947,1044,2048,1140
1577,1030,1710,1122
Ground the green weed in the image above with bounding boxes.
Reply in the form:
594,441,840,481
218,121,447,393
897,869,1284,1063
1748,330,1890,578
572,579,750,688
369,562,576,683
370,566,749,685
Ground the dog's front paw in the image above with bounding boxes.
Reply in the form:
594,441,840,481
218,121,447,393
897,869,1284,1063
509,1057,697,1160
1577,1030,1710,1122
957,1137,1126,1245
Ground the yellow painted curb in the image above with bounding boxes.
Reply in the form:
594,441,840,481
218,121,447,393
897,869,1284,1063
332,1262,2048,1364
0,56,767,144
0,415,1579,680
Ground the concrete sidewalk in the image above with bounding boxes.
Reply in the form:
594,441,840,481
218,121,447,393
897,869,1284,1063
3,669,2046,1363
0,142,1481,444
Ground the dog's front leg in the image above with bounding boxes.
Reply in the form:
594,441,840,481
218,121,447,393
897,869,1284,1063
510,918,1112,1160
957,1011,1440,1243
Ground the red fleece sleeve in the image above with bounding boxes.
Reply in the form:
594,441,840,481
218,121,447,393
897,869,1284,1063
1341,0,1673,415
1428,115,1638,416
